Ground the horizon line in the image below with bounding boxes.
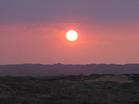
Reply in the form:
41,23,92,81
0,63,139,66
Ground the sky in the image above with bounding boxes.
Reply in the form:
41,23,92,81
0,0,139,64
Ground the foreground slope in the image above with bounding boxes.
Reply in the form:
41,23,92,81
0,74,138,104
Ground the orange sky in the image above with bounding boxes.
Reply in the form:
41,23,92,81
0,0,139,64
0,21,139,64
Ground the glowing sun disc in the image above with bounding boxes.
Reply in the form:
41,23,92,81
66,30,78,42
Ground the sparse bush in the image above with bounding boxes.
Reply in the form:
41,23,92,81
0,75,138,104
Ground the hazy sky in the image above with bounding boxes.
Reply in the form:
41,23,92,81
0,0,139,64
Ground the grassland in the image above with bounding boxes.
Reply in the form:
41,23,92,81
0,74,139,104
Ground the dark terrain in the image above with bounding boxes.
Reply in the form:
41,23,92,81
0,64,139,104
0,74,139,104
0,64,139,76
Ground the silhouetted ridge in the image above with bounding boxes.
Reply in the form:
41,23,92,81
0,64,139,76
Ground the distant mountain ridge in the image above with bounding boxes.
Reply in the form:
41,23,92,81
0,64,139,76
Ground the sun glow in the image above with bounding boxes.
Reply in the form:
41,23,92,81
66,30,78,42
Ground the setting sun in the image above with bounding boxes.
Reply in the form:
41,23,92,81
66,30,78,42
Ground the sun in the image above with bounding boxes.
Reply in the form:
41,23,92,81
66,30,78,42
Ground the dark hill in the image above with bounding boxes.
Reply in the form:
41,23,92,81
0,64,139,76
